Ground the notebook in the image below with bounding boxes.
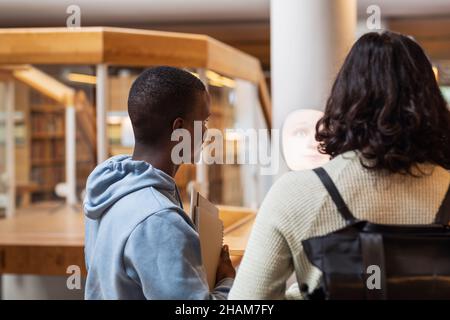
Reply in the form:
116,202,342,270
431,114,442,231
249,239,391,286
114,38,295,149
190,190,224,290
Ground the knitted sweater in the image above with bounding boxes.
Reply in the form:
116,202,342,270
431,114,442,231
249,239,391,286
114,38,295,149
229,151,450,300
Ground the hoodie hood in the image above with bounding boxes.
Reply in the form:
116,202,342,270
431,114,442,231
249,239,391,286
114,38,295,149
84,155,179,220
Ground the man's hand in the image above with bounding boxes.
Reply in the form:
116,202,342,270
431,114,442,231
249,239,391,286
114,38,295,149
216,245,236,284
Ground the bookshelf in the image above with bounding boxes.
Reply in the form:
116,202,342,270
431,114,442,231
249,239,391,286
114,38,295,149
29,95,65,201
6,75,97,206
13,82,32,207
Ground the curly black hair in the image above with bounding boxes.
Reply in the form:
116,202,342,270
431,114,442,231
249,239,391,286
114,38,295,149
316,31,450,174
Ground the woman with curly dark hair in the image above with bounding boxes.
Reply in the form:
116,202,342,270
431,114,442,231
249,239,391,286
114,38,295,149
316,32,450,174
230,32,450,299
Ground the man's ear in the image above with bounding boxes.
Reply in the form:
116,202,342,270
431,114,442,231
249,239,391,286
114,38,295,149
172,117,184,131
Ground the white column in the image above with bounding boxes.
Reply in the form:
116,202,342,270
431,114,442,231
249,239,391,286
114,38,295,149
196,69,209,198
271,0,356,169
96,64,108,164
5,81,15,217
65,105,77,205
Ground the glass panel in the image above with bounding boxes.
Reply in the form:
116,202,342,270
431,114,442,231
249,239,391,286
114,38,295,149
39,65,96,204
442,86,450,104
205,72,271,208
0,80,9,217
6,65,97,211
206,79,241,206
106,67,142,157
435,60,450,105
100,67,273,209
28,87,66,202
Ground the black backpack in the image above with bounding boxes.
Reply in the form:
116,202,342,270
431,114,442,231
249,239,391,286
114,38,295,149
300,167,450,300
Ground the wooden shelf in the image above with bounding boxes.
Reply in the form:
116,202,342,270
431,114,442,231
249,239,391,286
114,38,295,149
16,182,39,193
31,132,64,139
31,158,64,166
30,105,64,113
30,184,57,192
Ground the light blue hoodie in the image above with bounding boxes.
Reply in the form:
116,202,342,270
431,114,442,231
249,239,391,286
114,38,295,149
83,155,233,300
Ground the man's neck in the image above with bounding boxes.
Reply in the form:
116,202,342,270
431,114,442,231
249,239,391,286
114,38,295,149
132,143,178,178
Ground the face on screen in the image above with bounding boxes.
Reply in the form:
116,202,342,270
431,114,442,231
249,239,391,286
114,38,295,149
282,109,329,171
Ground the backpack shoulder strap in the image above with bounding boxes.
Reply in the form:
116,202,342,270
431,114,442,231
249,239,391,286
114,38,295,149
313,167,357,224
434,184,450,226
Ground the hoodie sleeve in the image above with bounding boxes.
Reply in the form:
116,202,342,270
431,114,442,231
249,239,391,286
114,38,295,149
123,209,233,300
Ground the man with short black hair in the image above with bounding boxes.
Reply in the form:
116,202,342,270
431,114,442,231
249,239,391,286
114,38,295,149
84,66,235,299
